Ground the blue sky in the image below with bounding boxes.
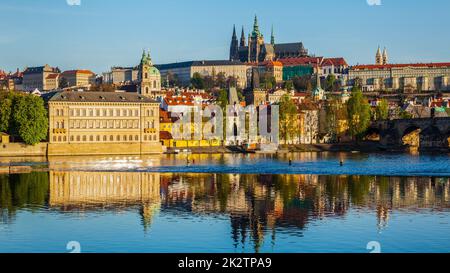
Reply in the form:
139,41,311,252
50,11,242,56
0,0,449,73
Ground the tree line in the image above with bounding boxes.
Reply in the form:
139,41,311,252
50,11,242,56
0,92,48,145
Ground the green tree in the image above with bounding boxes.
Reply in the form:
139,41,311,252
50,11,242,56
217,89,228,110
190,72,205,89
0,92,14,132
399,109,413,119
324,98,340,142
279,94,298,144
325,74,336,91
216,72,227,89
284,80,294,92
90,83,115,92
347,86,371,140
292,75,312,92
375,99,389,120
12,95,48,145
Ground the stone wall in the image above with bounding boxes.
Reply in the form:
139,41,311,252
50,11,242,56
0,142,163,157
0,143,48,157
48,142,162,156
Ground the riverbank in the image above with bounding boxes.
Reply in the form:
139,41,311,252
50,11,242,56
166,141,384,154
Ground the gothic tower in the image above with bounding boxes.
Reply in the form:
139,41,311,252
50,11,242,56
229,25,239,61
248,15,265,63
382,47,388,65
240,26,246,47
375,46,383,65
139,50,161,98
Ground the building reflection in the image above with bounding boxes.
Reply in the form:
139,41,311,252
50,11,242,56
49,171,161,230
1,171,449,251
159,174,450,252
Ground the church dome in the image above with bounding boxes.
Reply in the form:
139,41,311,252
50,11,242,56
146,66,160,76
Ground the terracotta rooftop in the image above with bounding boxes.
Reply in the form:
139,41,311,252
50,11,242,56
352,62,450,70
62,69,95,75
46,73,59,79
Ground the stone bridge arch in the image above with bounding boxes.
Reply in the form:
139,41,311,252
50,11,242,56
375,117,450,151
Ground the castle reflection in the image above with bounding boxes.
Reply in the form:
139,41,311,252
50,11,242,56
1,171,449,251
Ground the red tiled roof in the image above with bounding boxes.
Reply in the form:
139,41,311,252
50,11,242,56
46,73,59,79
279,57,323,67
62,69,95,75
159,109,179,123
322,58,348,67
352,62,450,70
259,60,283,67
160,131,173,140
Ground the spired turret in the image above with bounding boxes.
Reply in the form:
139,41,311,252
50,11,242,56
376,46,383,65
382,47,388,65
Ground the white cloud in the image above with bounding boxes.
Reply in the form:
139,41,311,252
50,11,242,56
367,0,382,6
67,0,81,6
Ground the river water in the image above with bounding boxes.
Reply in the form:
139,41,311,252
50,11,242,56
0,152,449,253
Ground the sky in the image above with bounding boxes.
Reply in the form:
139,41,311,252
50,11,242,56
0,0,449,74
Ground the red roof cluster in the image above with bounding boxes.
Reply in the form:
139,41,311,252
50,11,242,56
279,57,323,67
62,69,95,75
258,60,283,67
352,62,450,70
164,91,213,106
0,69,23,80
278,57,348,68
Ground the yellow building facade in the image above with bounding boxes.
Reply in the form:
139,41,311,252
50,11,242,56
48,91,162,155
159,109,220,148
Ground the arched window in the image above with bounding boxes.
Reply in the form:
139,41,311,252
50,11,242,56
145,72,148,79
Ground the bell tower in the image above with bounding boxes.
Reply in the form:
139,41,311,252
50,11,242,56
139,50,161,98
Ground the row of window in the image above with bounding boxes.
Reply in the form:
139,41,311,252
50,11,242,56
54,120,156,130
52,134,158,142
54,108,156,117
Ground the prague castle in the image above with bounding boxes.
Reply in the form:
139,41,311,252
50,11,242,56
229,16,309,63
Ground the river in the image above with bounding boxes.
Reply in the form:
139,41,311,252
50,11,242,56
0,152,449,253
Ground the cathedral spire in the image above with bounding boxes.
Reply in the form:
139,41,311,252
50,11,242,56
240,26,246,47
252,15,260,37
230,25,239,61
270,25,275,45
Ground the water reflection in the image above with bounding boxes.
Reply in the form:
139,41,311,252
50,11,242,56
1,171,449,252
